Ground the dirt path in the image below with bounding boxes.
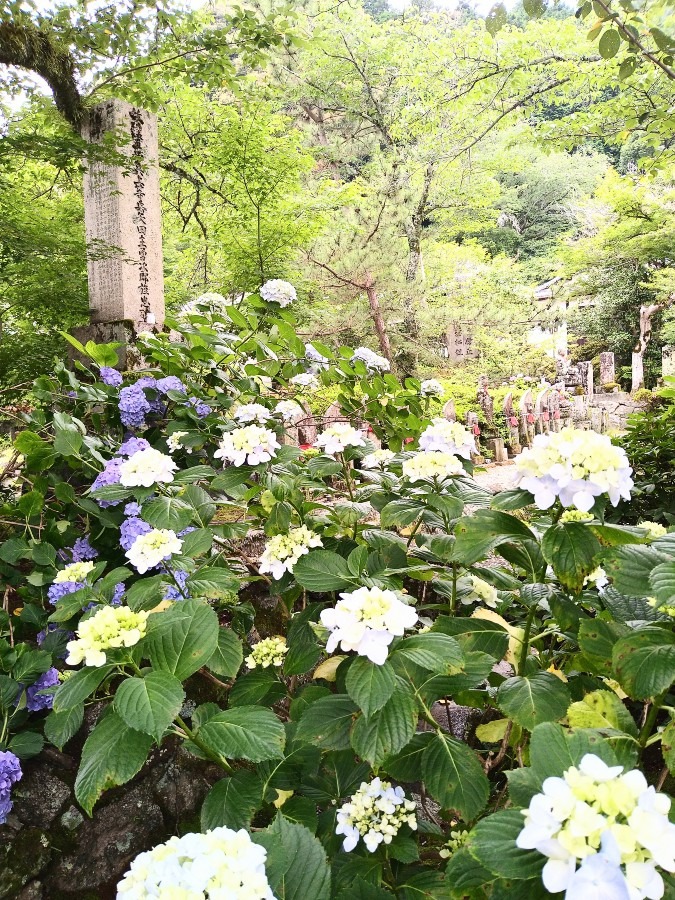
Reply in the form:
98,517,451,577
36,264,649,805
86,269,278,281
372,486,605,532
473,462,517,494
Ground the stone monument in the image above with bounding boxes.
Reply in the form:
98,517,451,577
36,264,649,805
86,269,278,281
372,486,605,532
74,100,165,365
442,399,456,422
476,374,494,424
599,352,616,387
503,392,521,455
663,346,675,379
519,389,536,448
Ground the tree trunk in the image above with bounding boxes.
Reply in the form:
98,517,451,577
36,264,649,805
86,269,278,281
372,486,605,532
631,302,663,392
364,276,393,367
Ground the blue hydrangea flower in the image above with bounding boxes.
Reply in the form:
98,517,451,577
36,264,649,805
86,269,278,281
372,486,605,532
120,516,152,552
124,502,142,517
90,458,123,507
118,437,151,457
162,568,190,602
119,384,151,428
99,366,123,387
135,377,164,413
0,750,22,825
189,397,212,418
24,667,59,712
47,581,85,606
71,537,98,562
37,623,74,654
157,376,186,395
111,583,125,606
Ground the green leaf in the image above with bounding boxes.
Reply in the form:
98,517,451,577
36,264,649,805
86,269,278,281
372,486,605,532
346,657,397,718
292,550,354,591
211,467,255,498
113,672,185,743
434,617,509,659
197,706,285,762
422,733,489,820
523,0,546,16
380,500,424,528
18,490,44,517
497,672,571,730
125,575,166,611
75,711,152,815
206,628,243,678
467,810,544,879
454,510,535,566
52,665,116,712
445,847,495,896
143,496,193,532
485,2,507,35
12,649,51,683
201,771,263,831
44,703,84,750
383,732,435,781
0,537,29,564
649,562,675,607
8,731,44,758
295,694,357,750
181,527,213,557
53,417,83,457
144,599,219,680
253,815,331,900
394,633,464,674
612,627,675,699
186,566,240,599
661,720,675,775
578,619,630,674
599,27,621,58
607,545,666,597
541,523,601,593
350,684,418,766
567,689,638,737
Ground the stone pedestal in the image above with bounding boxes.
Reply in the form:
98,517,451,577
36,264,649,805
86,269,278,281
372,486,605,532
485,437,508,463
599,352,615,386
81,100,165,339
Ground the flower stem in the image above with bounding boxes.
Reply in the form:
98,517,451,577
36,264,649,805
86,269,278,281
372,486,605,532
518,607,537,675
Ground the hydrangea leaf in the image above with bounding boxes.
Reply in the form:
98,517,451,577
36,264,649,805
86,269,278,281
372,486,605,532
143,598,219,680
466,809,544,880
567,689,638,737
253,814,331,900
206,628,243,679
540,523,601,593
612,626,675,699
345,656,398,718
295,694,358,750
421,733,489,821
113,671,185,743
350,684,418,766
201,770,263,831
197,706,285,762
497,672,571,731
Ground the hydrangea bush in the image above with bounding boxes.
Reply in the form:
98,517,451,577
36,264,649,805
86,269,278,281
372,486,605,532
1,284,675,898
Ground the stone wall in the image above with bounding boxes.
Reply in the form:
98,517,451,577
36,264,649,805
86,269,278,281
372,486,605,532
587,393,644,431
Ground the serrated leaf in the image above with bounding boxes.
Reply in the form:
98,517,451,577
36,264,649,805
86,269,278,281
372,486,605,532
497,672,570,730
52,664,116,712
454,510,535,566
612,627,675,699
394,633,464,673
467,810,544,879
206,628,243,678
253,815,331,900
75,711,153,815
295,694,358,750
113,671,185,743
422,733,489,820
541,523,601,593
143,496,193,531
144,599,219,680
567,690,638,737
345,657,397,718
197,706,285,762
201,771,263,831
44,703,84,750
350,685,418,766
292,550,354,591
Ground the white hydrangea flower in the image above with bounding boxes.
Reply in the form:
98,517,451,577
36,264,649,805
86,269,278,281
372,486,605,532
66,605,148,668
336,778,417,853
54,561,96,584
166,431,191,453
289,373,319,390
362,448,395,469
639,521,668,541
516,752,675,899
126,529,183,574
119,448,178,488
274,400,303,422
233,403,273,424
462,575,499,608
245,636,288,669
420,379,444,397
402,451,464,482
305,343,329,370
513,427,634,512
260,279,297,307
320,586,418,665
117,827,277,899
214,425,281,467
351,347,390,372
419,419,476,459
259,526,323,580
584,567,609,590
315,423,367,455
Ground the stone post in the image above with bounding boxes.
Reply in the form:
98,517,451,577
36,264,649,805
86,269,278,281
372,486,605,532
519,389,535,448
476,374,494,424
503,392,521,455
585,361,594,397
599,352,615,387
535,388,550,435
73,100,165,366
663,345,675,379
466,411,482,460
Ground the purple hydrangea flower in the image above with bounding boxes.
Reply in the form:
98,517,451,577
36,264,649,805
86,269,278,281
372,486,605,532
24,667,59,712
120,516,152,552
163,568,190,602
99,366,123,387
111,583,125,606
117,437,151,457
0,750,22,825
119,384,151,428
66,390,77,399
37,623,74,648
47,581,85,606
189,397,212,418
90,458,123,507
135,377,164,413
71,537,98,562
124,502,142,517
157,376,186,395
